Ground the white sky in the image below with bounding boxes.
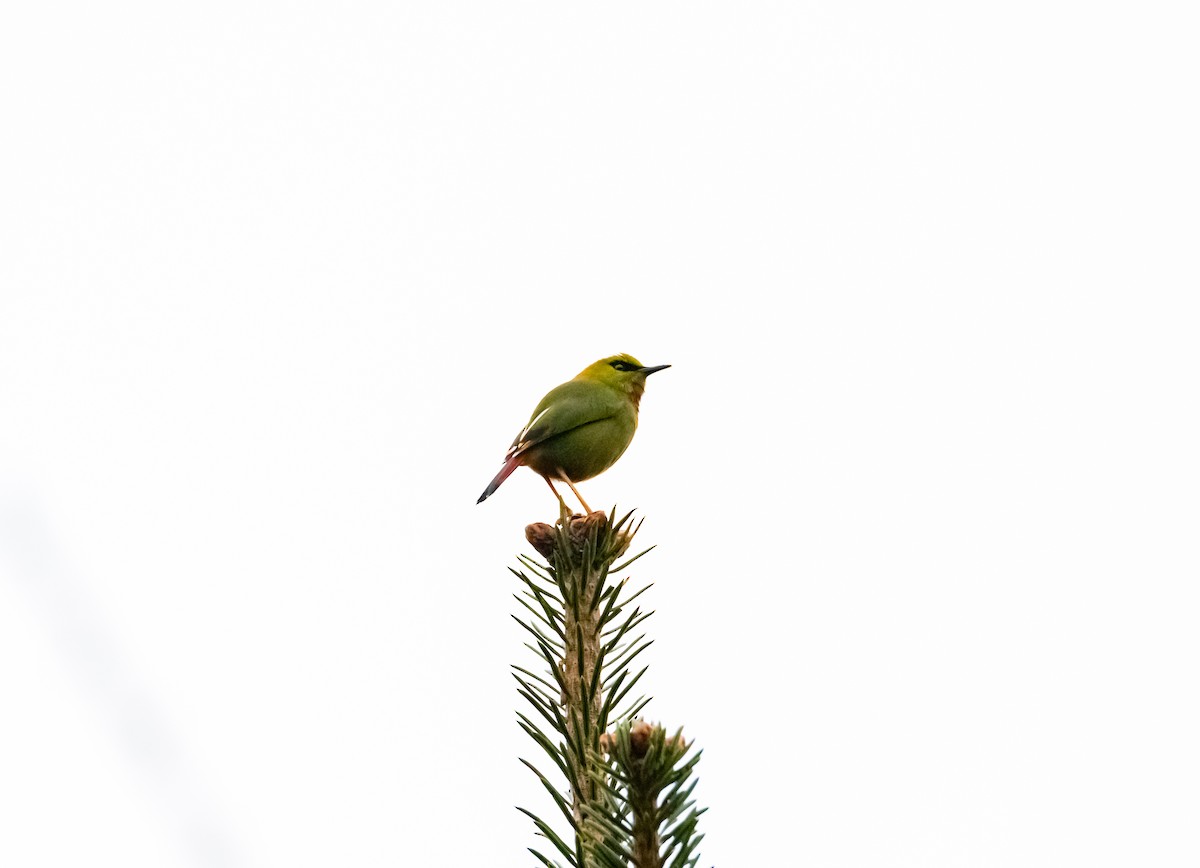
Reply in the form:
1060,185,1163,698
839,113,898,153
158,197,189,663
2,3,1197,866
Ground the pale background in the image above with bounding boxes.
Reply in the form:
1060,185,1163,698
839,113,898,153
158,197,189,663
2,3,1197,866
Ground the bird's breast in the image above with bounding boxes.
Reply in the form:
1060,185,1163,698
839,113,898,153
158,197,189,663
523,414,637,482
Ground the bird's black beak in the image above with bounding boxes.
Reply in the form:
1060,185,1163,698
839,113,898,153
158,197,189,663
638,364,671,375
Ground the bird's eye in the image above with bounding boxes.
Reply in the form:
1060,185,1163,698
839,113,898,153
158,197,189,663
609,361,626,370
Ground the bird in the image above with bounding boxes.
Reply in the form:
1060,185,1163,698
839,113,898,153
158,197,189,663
477,354,671,514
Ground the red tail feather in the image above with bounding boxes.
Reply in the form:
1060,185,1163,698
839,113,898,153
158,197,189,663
477,455,522,504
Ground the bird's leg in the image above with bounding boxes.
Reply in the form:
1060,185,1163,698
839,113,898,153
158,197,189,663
563,478,593,515
544,476,572,520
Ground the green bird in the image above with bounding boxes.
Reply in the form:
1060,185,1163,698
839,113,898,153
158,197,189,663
477,354,671,514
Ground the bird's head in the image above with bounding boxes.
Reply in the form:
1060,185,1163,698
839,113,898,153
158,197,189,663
577,354,671,407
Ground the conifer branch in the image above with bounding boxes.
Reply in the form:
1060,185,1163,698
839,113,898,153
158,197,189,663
511,510,708,867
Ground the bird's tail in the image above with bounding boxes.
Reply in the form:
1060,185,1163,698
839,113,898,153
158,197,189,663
477,456,522,504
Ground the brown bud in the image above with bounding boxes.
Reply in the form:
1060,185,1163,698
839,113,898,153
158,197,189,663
525,522,557,559
629,719,654,760
598,732,615,755
567,510,608,547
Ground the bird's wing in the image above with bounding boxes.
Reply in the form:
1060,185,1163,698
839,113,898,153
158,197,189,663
506,380,623,460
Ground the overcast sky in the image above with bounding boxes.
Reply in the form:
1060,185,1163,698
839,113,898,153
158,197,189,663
2,3,1197,866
